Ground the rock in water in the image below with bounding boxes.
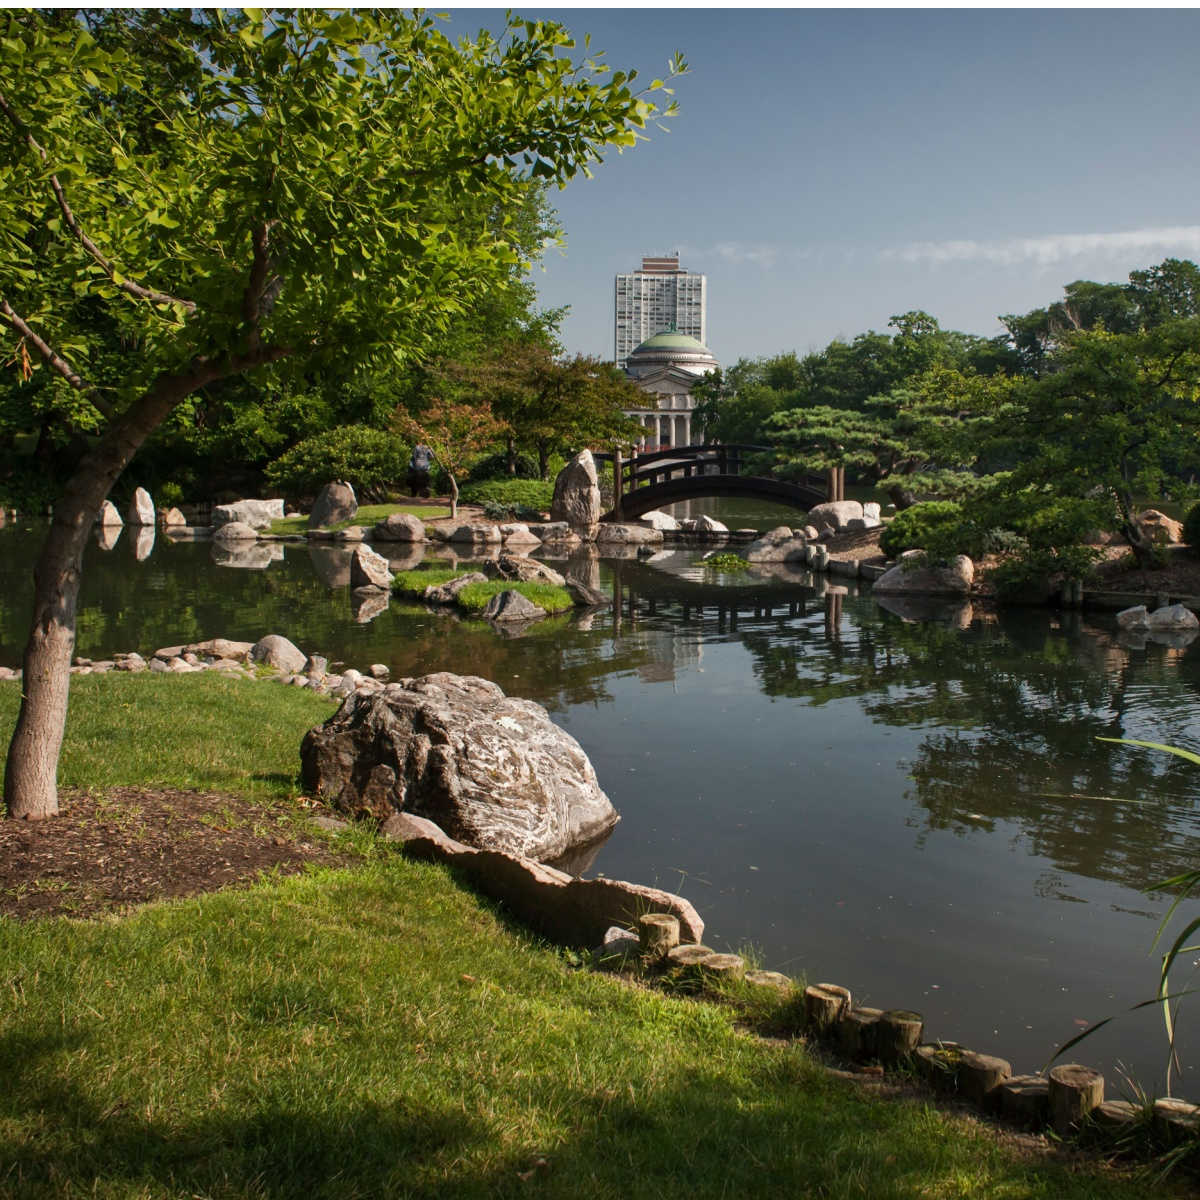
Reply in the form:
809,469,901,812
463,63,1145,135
250,634,307,674
873,554,974,596
300,672,619,861
97,499,123,528
211,498,285,530
551,450,601,534
309,481,357,529
482,589,546,623
350,544,393,590
128,487,155,527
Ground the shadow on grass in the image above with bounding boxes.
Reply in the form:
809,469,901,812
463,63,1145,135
0,1027,1128,1200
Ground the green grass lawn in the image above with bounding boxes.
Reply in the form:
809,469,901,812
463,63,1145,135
266,502,450,537
392,570,573,615
0,676,1180,1198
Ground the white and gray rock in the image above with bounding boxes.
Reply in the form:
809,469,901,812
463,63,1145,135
746,526,808,563
128,487,155,527
692,514,728,534
133,526,155,561
863,502,882,522
499,523,542,546
98,500,123,528
483,589,547,623
351,589,391,623
483,552,565,586
301,672,620,862
1136,509,1184,545
308,481,357,529
566,579,610,608
536,522,579,544
446,523,502,546
423,572,488,604
349,544,393,590
333,525,367,543
250,634,307,675
211,498,285,530
1117,605,1151,631
595,523,665,547
159,506,187,529
379,809,703,946
873,554,974,596
806,500,864,536
212,520,259,542
1148,604,1199,631
802,524,820,541
551,450,601,534
638,509,680,532
373,512,426,542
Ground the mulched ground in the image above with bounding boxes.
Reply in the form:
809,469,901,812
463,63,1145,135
0,787,354,921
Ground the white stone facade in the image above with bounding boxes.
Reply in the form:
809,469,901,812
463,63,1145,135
623,331,720,451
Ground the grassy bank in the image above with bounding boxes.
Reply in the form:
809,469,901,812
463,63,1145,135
392,569,573,615
0,676,1176,1197
266,503,450,537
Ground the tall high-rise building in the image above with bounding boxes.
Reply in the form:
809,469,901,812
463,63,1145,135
613,253,706,370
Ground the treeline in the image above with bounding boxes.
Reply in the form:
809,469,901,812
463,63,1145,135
696,258,1200,586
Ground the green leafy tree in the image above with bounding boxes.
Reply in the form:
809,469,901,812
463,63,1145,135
986,319,1200,565
0,8,684,818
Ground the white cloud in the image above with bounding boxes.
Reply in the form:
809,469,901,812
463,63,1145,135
678,241,782,268
882,226,1200,268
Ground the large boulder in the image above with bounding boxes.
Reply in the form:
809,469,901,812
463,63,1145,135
1136,509,1184,545
300,673,620,861
373,512,426,542
746,526,807,563
806,500,864,536
128,487,155,527
159,506,187,529
499,523,542,546
551,450,601,534
446,522,501,546
873,553,974,596
693,514,728,534
250,634,307,674
212,498,285,530
350,544,394,590
308,481,357,530
1148,603,1199,631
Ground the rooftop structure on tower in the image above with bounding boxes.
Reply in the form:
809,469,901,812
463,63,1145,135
613,253,706,370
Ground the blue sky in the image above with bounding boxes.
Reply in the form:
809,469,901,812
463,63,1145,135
442,9,1200,365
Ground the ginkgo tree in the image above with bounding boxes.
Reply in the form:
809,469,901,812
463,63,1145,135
0,8,684,819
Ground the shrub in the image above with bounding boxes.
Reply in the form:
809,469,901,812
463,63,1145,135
459,478,554,512
1183,502,1200,551
879,501,980,561
265,426,409,502
464,450,540,483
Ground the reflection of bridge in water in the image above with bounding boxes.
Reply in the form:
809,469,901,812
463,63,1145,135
596,445,839,523
606,557,850,641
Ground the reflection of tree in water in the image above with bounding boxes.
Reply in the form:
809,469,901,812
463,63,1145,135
742,601,1200,892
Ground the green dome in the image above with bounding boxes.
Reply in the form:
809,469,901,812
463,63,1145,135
632,330,710,354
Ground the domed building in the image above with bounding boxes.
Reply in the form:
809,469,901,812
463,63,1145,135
622,330,720,450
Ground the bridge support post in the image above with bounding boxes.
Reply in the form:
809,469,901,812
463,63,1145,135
613,448,624,521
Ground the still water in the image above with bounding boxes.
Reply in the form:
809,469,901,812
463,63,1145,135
3,501,1200,1092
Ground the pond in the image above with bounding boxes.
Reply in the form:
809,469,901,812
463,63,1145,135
3,508,1200,1093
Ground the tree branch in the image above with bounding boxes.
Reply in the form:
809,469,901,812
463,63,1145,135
0,87,197,314
0,296,114,419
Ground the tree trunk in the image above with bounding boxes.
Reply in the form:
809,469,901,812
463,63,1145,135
449,474,459,520
4,367,222,819
538,442,550,481
505,435,516,476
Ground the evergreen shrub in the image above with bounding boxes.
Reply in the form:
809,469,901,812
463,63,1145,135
879,501,972,561
1183,502,1200,551
264,427,409,502
459,478,554,513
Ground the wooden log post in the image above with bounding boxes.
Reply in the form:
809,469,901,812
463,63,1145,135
665,943,716,988
1048,1064,1104,1134
700,953,746,984
804,983,851,1034
956,1051,1011,1109
836,1006,883,1060
875,1010,924,1064
914,1042,966,1091
637,912,679,964
1152,1097,1200,1145
613,448,624,521
997,1075,1050,1129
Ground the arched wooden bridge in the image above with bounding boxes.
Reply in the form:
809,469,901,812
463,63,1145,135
596,444,835,523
